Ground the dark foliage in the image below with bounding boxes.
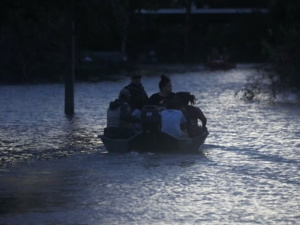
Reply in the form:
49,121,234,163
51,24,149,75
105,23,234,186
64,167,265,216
238,0,300,100
0,0,271,84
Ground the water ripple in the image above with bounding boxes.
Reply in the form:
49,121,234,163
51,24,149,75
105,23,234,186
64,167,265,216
0,67,300,224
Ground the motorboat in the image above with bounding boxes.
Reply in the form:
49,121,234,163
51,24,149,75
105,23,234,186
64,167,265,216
205,60,236,70
100,130,208,154
100,105,209,154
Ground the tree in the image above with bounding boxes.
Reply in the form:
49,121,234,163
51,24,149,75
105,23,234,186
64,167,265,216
0,0,67,82
238,0,300,100
177,0,202,63
263,0,300,89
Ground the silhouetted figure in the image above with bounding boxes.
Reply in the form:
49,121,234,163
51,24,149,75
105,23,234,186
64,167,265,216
148,74,175,107
161,98,188,138
124,73,148,110
220,46,230,61
175,92,207,137
104,89,140,138
207,47,220,62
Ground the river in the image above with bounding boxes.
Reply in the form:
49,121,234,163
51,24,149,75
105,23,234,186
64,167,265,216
0,65,300,225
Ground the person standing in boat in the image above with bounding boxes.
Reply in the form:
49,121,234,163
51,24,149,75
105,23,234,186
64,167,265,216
207,47,220,62
161,97,188,138
124,73,148,110
220,46,230,61
148,74,175,108
175,92,207,137
104,89,140,138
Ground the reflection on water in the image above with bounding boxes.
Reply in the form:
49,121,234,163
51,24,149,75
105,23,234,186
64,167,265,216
0,167,79,214
0,65,300,224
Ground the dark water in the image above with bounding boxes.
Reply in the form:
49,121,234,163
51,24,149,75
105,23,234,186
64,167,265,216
1,65,300,224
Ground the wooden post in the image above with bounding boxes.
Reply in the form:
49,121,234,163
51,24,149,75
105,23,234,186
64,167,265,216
65,8,75,115
184,0,192,64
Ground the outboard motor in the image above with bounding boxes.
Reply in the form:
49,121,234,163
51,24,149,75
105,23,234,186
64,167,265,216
141,105,163,133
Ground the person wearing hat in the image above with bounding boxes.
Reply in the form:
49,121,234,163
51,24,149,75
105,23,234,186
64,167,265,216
124,73,148,111
104,89,140,138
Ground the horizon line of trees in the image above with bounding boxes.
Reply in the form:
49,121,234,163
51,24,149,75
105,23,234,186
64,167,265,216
1,0,299,92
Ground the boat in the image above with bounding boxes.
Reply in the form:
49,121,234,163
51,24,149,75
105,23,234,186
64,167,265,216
100,105,209,154
205,60,236,71
99,130,208,154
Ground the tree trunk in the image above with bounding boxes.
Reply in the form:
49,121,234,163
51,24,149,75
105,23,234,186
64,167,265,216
121,32,127,60
65,8,75,116
184,1,192,64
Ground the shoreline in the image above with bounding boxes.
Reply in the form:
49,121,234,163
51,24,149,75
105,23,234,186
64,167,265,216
0,63,263,85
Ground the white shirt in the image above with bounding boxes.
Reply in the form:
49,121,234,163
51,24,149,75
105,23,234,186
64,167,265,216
161,109,186,138
132,109,141,119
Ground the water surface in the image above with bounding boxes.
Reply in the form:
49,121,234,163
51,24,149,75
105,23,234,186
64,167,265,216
0,65,300,224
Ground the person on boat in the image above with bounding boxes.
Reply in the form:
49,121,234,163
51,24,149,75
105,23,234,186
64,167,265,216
207,47,220,62
148,74,175,108
131,95,146,132
161,97,188,138
104,89,140,139
175,92,207,138
124,73,148,110
220,46,230,61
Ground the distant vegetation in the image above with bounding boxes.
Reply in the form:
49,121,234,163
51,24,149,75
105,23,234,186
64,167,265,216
2,0,299,92
238,0,300,100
